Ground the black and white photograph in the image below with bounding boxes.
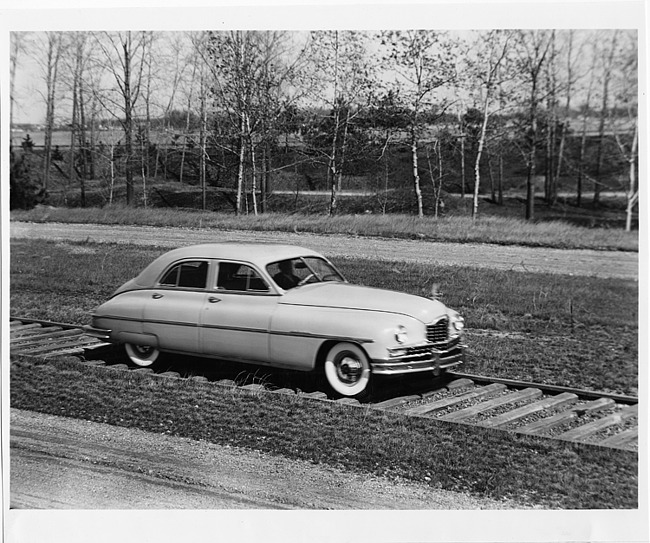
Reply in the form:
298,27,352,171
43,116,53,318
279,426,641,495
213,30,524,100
1,1,647,542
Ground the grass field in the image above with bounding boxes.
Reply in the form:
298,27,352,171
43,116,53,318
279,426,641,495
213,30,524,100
11,203,639,251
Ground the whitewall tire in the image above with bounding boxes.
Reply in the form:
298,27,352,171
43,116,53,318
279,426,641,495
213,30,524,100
124,343,160,367
324,342,372,398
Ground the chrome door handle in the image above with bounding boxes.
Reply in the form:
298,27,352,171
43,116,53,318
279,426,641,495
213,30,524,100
208,296,221,303
152,293,163,299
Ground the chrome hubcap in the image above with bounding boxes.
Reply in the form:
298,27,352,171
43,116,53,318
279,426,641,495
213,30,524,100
134,345,154,357
336,355,363,384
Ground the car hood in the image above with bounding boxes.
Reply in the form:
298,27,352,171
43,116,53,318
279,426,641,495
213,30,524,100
280,282,448,324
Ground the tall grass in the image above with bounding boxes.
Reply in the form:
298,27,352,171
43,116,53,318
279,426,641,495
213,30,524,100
11,205,638,251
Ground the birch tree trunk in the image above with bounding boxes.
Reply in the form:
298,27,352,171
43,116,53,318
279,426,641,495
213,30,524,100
576,40,598,208
199,77,208,211
122,34,135,205
43,32,63,191
472,89,490,219
336,107,351,194
410,121,423,218
69,63,78,203
554,31,573,193
458,109,466,199
519,31,551,221
10,34,25,130
625,124,638,232
109,142,115,204
236,113,246,215
328,104,341,216
594,31,618,207
544,30,557,205
246,113,258,216
328,31,340,216
469,30,512,218
498,152,504,205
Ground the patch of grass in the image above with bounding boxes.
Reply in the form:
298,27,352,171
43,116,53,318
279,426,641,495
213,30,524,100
10,355,637,509
10,238,638,394
11,204,638,251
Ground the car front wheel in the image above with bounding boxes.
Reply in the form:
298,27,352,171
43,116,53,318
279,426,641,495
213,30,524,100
324,342,372,398
124,343,160,367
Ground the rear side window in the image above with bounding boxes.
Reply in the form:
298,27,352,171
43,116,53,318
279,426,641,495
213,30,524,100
216,262,269,292
159,261,208,289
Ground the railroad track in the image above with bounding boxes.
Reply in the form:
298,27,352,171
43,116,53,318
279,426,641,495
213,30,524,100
10,317,639,452
9,317,112,357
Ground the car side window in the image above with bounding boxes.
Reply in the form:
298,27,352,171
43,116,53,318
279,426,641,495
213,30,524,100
159,261,208,289
216,262,269,292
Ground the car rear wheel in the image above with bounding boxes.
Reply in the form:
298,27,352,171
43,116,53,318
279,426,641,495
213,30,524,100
324,342,372,398
124,343,160,367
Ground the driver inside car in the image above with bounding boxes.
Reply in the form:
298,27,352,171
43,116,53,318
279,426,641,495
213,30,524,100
273,259,301,290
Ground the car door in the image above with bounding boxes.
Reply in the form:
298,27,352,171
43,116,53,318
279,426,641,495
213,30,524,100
200,261,279,364
142,259,210,353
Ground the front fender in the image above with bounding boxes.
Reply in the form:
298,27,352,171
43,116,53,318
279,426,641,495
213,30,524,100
269,304,426,370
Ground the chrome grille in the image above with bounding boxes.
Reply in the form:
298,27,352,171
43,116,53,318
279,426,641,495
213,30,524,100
427,318,448,344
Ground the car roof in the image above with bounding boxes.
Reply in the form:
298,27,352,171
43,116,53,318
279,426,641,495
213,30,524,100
132,243,323,286
163,243,322,263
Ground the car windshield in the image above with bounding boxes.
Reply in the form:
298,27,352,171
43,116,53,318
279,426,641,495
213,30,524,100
267,257,344,290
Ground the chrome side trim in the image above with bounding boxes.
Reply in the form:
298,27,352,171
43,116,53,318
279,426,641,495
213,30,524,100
90,317,373,344
269,329,374,344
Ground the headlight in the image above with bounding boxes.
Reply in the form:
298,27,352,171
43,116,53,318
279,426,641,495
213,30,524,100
450,314,465,334
395,325,408,344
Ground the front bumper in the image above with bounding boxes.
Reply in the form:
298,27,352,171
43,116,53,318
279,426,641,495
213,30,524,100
371,336,464,376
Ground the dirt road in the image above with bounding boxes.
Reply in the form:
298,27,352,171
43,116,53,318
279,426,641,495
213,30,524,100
10,409,528,510
10,221,639,280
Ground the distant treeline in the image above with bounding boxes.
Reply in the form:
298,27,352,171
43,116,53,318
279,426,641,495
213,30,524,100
10,30,638,225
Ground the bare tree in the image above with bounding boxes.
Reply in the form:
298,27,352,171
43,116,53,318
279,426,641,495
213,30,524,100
156,32,194,180
466,30,513,218
515,30,552,220
575,33,599,208
542,30,559,205
450,48,472,202
608,31,638,231
308,30,375,215
94,31,149,205
208,31,260,214
593,30,619,207
33,32,65,191
552,30,578,200
63,32,96,206
10,33,27,128
206,30,308,215
382,30,454,217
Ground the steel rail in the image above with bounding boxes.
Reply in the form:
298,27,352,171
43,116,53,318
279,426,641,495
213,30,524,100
10,316,85,330
447,371,638,406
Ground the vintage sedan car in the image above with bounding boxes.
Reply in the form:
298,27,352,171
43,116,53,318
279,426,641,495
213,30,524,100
84,243,465,398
